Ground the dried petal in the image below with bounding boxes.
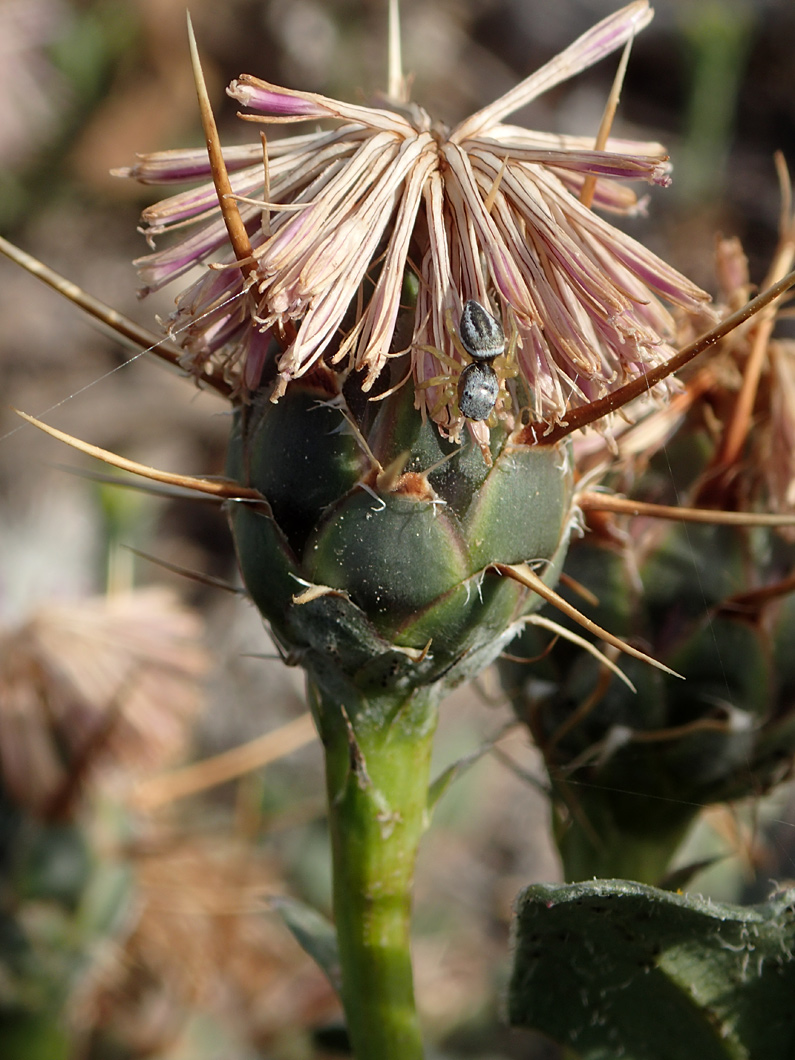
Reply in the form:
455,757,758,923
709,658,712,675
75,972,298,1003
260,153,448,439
121,1,712,430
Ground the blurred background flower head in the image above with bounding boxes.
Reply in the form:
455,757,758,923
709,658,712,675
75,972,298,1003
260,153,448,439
0,589,207,818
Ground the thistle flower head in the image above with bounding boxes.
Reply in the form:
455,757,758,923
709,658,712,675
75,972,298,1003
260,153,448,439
119,1,711,439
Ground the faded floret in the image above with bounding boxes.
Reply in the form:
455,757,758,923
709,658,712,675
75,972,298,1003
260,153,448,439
118,1,712,436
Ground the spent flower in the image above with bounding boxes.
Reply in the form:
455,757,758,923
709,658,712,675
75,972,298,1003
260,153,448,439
0,590,206,818
118,0,711,438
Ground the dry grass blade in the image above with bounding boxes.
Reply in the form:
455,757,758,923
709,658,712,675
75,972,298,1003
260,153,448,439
131,712,317,810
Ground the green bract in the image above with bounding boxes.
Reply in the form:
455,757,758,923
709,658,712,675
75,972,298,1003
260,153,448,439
224,366,575,1058
227,375,575,706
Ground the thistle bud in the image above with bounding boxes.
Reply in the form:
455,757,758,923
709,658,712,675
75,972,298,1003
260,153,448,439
227,366,574,705
500,497,795,884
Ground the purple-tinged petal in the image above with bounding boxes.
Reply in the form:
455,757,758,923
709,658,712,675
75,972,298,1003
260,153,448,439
549,170,649,216
467,138,671,186
228,77,331,118
229,74,415,136
113,144,264,185
242,327,274,391
140,166,266,230
134,205,260,292
490,125,669,160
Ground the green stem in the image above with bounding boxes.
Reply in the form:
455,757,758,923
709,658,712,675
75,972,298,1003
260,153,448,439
554,791,696,885
311,681,439,1060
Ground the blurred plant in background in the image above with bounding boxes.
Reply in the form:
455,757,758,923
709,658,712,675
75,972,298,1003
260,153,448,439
0,589,208,1057
500,180,795,886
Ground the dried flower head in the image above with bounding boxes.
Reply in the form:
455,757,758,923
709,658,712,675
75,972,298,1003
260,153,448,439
71,836,337,1054
118,1,711,440
578,154,795,521
0,590,207,817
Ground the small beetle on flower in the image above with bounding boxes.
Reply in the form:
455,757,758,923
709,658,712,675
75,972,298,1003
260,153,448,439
415,300,510,423
456,300,504,422
457,300,504,422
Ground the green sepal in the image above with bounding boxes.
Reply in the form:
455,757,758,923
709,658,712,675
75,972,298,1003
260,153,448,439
228,378,575,704
285,589,430,707
366,373,444,471
395,571,523,659
227,501,303,633
367,379,501,515
663,616,769,793
229,388,368,554
425,427,506,518
642,524,748,624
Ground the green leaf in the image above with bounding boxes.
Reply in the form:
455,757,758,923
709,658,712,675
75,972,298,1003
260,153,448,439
509,879,795,1060
270,895,341,996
